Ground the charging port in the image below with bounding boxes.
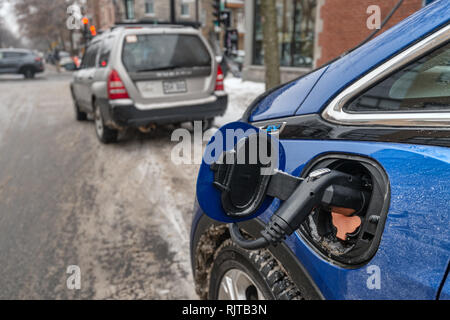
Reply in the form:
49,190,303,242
299,155,390,267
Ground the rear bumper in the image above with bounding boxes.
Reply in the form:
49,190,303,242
107,94,228,127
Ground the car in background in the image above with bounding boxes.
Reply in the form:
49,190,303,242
191,1,450,300
59,51,77,71
0,49,45,79
70,23,228,143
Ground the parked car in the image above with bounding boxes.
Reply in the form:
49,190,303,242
59,51,77,70
192,1,450,300
70,23,228,143
0,49,45,79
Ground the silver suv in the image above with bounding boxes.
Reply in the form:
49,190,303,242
0,49,45,79
70,24,228,143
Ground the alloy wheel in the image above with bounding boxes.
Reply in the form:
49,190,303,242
218,269,266,300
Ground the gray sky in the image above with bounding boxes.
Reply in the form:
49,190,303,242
0,2,19,33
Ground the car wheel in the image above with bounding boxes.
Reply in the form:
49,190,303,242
94,103,118,144
203,118,215,131
74,101,87,121
23,68,35,79
208,240,303,300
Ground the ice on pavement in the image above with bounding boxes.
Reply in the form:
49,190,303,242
215,76,265,127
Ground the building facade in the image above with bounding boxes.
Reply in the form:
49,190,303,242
86,0,436,84
86,0,117,32
114,0,245,52
243,0,434,83
116,0,197,23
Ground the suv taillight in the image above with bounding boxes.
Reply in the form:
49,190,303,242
215,65,225,92
108,69,130,100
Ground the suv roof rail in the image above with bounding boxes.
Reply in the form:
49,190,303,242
112,20,201,30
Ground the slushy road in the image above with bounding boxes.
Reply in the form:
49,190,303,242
0,68,263,299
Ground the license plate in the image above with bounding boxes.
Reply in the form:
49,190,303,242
163,80,187,94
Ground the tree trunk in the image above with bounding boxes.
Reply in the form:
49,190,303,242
290,0,299,66
261,0,281,90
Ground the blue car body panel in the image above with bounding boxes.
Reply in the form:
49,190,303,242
256,140,450,300
192,0,450,300
193,139,450,299
249,66,328,122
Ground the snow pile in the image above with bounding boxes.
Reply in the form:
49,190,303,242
215,76,265,127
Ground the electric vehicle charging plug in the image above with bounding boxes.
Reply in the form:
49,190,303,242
230,169,366,250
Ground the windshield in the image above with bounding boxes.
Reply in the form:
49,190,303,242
122,34,212,73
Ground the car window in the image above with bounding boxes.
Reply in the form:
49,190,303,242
80,51,90,69
87,44,99,68
346,42,450,113
122,34,211,73
3,52,26,59
99,36,115,68
81,43,100,69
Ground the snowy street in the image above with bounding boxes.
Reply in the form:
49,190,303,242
0,69,264,299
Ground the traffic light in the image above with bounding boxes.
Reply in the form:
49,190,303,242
221,11,231,28
212,0,221,27
81,17,95,44
82,17,89,41
90,25,97,37
212,1,231,28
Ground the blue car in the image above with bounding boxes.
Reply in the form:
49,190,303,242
191,1,450,300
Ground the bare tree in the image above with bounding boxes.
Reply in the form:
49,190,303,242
261,0,281,90
0,1,21,47
0,21,22,48
11,0,73,51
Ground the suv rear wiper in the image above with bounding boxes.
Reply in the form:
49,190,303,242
136,64,209,72
137,66,182,72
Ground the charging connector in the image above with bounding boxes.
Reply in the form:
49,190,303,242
229,169,365,250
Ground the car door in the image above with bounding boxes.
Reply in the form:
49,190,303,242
0,52,21,73
0,51,5,73
250,33,450,300
72,52,90,109
76,43,100,110
0,51,6,74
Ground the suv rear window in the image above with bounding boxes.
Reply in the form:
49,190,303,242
122,34,211,73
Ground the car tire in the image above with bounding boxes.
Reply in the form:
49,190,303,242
23,68,35,79
208,239,303,300
94,103,118,144
74,101,87,121
203,118,215,131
